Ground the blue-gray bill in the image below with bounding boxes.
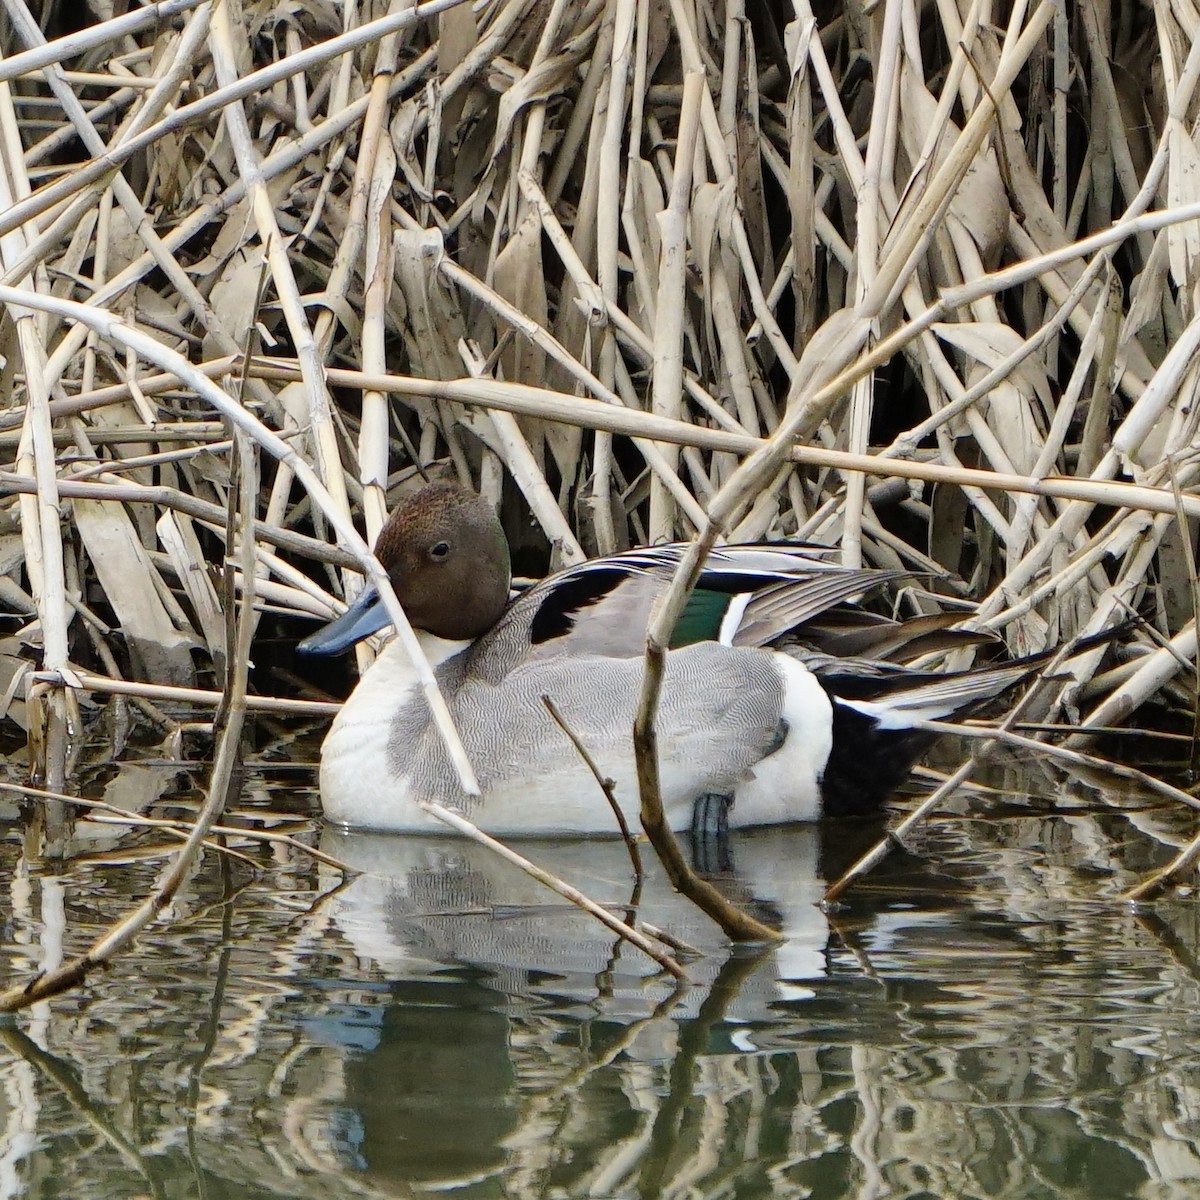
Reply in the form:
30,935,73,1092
298,585,389,657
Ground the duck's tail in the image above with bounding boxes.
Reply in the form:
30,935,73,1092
795,626,1123,818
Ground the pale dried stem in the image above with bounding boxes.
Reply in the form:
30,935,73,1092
841,0,902,568
358,106,397,543
0,0,206,84
0,432,260,1012
245,361,1200,520
208,1,347,516
0,60,69,799
649,71,703,543
0,470,359,566
32,668,338,716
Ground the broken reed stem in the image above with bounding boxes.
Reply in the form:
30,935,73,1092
208,0,347,523
0,62,64,807
0,432,259,1012
543,694,643,880
648,69,703,543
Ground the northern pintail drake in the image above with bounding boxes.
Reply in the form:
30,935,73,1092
300,482,1035,837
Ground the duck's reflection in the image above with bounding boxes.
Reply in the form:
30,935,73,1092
315,823,903,1190
339,977,517,1184
308,816,1200,1199
320,824,860,1011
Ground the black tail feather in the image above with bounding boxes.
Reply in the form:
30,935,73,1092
812,622,1127,816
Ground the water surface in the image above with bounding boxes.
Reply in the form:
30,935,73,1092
0,735,1199,1198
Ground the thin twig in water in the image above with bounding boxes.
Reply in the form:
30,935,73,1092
542,693,644,880
0,783,353,872
1123,834,1200,902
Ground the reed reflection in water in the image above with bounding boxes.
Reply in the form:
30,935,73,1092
0,755,1198,1198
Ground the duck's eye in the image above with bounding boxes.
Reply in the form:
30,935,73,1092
429,540,451,561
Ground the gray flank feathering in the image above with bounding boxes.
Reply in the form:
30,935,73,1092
387,643,789,811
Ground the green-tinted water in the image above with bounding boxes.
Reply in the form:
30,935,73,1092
1,735,1199,1198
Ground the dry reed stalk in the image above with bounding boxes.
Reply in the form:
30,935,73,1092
649,71,703,542
0,432,260,1011
241,361,1200,516
38,668,339,715
0,56,69,811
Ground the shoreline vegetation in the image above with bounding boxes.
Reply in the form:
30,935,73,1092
3,0,1200,995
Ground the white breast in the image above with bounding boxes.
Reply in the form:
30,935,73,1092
729,654,833,826
320,636,471,832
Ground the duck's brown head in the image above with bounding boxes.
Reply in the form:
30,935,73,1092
298,482,511,655
375,482,511,640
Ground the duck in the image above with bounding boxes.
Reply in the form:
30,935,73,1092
299,481,1044,837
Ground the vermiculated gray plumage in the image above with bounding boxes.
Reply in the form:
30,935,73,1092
388,643,787,812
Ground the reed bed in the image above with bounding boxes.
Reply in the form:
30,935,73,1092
1,0,1199,884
